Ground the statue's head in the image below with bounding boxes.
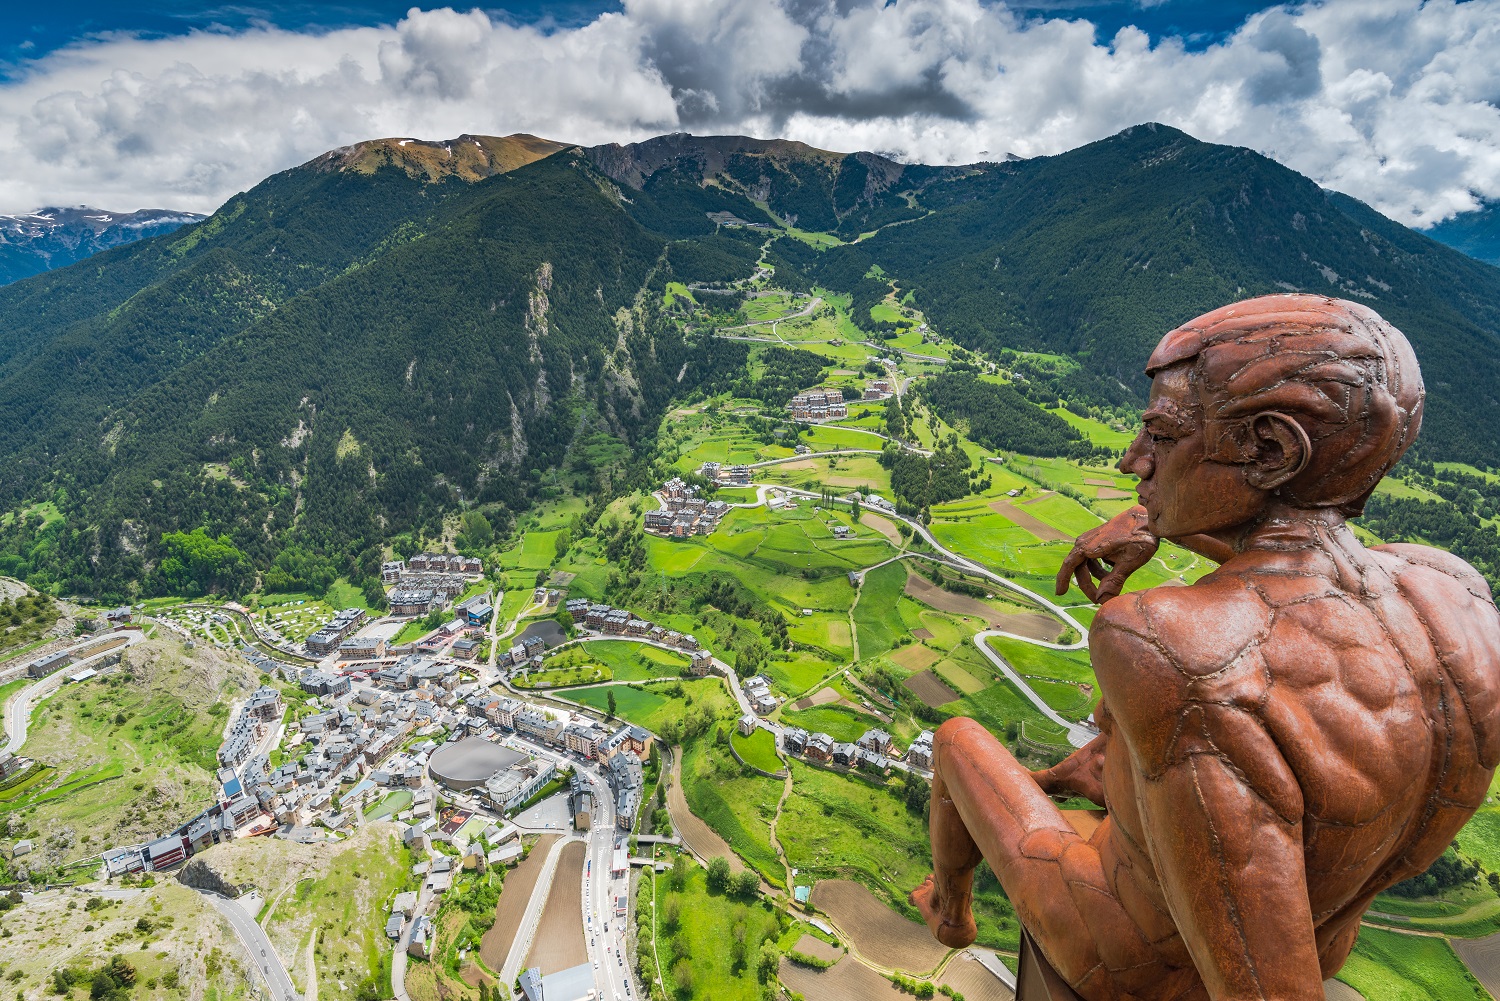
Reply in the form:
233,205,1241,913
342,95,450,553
1122,294,1424,539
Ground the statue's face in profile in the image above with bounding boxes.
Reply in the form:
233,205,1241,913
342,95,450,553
1122,363,1270,540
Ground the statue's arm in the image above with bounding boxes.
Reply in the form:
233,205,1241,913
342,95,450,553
1056,506,1233,604
1095,615,1325,1001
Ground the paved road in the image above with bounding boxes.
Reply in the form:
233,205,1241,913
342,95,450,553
197,889,301,1001
3,631,145,754
972,630,1096,747
719,295,822,332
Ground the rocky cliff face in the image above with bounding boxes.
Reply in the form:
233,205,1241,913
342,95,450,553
176,855,249,898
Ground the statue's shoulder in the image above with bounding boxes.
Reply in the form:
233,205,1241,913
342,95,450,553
1093,574,1270,679
1371,543,1497,607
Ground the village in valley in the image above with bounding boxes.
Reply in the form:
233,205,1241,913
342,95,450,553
1,224,1471,1001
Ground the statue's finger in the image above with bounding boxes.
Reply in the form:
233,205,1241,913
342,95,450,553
1074,563,1100,601
1056,548,1085,595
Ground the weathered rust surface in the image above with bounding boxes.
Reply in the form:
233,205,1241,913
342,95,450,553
912,295,1500,1000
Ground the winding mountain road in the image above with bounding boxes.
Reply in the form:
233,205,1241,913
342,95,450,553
197,889,301,1001
3,630,146,755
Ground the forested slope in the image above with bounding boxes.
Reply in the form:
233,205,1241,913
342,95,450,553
845,124,1500,466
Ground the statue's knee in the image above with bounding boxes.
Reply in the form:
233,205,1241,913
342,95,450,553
935,716,986,754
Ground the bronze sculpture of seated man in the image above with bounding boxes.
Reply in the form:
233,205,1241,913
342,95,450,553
912,294,1500,1000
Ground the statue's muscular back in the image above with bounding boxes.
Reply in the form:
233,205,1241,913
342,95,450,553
1094,524,1500,981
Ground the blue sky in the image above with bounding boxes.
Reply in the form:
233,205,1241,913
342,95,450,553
0,1,1491,224
0,1,1287,63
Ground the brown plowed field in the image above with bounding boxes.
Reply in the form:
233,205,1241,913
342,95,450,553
905,575,1061,642
779,955,907,1001
890,644,941,671
1097,488,1134,500
666,751,746,873
793,934,843,963
861,512,903,545
479,833,559,969
988,500,1069,542
1323,979,1365,1001
1453,934,1500,998
1083,478,1115,487
997,611,1065,642
938,953,1014,1000
911,627,934,640
811,879,949,973
904,670,960,708
524,841,587,973
789,686,842,711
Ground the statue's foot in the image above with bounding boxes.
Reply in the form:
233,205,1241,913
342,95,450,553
910,873,978,949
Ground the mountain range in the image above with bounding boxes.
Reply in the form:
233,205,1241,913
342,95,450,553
0,124,1495,599
0,206,205,285
1428,201,1500,268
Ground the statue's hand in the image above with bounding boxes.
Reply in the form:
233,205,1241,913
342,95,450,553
1056,505,1159,604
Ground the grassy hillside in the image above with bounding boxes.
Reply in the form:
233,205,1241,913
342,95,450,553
0,880,252,1001
1,635,258,878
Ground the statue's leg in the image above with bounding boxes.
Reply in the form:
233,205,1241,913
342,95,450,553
914,718,1169,1001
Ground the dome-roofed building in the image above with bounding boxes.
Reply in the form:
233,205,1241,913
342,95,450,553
428,737,526,791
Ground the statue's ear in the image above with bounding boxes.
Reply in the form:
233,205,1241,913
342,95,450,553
1244,412,1311,491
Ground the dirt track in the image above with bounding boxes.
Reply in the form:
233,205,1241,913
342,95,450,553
938,953,1014,1000
904,670,960,708
989,499,1070,542
779,955,908,1001
479,834,560,969
811,879,949,973
1322,979,1364,1000
524,841,588,973
666,750,746,873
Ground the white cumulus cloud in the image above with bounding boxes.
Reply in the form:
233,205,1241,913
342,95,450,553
0,0,1494,227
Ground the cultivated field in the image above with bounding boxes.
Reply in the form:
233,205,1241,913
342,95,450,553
730,726,784,772
792,933,843,962
1337,927,1489,1001
525,841,588,973
890,643,941,671
988,499,1070,542
1452,932,1500,998
904,669,960,708
669,749,749,874
778,954,908,1000
937,953,1015,1001
787,686,842,711
479,834,559,969
810,879,949,973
